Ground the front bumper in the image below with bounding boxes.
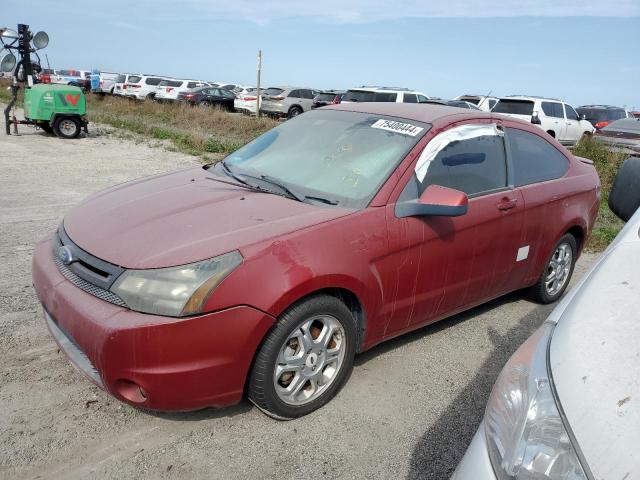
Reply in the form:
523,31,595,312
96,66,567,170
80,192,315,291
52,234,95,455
451,422,496,479
33,237,275,411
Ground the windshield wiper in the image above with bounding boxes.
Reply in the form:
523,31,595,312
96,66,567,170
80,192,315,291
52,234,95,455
304,195,339,205
205,161,266,194
234,172,306,202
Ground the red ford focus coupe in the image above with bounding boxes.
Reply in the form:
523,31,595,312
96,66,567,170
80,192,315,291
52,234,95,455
32,103,599,419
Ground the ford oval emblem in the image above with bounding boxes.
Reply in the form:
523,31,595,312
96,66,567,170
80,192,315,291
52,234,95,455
58,246,74,265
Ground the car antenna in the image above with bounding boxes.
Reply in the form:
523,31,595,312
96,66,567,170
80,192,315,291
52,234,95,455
477,90,492,110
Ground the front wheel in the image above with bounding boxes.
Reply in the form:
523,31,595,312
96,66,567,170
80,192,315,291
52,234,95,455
528,234,577,304
248,295,357,419
53,116,81,139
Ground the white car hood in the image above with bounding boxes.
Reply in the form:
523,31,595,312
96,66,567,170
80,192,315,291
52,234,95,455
549,212,640,479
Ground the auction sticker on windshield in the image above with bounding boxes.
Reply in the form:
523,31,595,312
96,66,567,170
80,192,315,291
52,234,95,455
371,119,424,136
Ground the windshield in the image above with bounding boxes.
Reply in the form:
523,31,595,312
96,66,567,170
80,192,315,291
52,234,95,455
219,110,429,209
492,99,534,115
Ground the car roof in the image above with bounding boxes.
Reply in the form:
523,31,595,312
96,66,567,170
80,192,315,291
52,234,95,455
577,104,625,110
324,102,492,124
501,95,563,102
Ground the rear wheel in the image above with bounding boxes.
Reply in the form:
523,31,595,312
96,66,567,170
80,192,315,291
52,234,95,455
529,234,577,304
248,295,356,419
288,106,303,119
199,100,211,107
53,116,81,139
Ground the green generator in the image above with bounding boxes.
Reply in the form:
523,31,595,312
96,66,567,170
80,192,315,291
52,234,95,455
24,84,88,138
2,23,89,139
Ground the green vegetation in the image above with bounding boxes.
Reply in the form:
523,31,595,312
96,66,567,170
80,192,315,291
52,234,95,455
571,136,629,251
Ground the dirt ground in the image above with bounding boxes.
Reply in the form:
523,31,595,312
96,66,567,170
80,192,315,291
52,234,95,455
0,123,598,479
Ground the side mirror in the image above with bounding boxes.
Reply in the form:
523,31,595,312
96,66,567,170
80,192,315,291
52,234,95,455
579,113,586,121
609,157,640,222
531,112,542,125
396,185,469,218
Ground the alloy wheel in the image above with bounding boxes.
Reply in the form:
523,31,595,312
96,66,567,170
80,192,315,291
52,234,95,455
545,242,573,296
273,315,346,406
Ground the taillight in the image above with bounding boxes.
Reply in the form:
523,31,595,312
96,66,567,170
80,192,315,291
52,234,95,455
595,121,609,129
272,96,285,101
245,96,257,101
123,85,127,90
100,80,104,86
332,95,341,104
185,94,195,99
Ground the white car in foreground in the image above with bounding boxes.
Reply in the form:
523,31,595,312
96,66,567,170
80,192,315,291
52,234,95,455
492,96,595,146
453,157,640,480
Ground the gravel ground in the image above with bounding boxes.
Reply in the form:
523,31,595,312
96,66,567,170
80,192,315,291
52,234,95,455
0,123,598,480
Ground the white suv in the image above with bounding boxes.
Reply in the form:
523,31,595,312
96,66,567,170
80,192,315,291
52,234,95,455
341,86,430,104
155,79,210,102
492,96,595,145
125,74,169,100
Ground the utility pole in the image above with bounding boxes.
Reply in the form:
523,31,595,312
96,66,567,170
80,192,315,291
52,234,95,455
256,49,262,118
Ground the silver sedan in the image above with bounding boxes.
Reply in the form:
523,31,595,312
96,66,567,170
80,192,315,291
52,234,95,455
453,157,640,480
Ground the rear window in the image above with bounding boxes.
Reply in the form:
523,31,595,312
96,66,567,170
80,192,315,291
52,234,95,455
493,100,534,116
128,75,142,83
145,77,163,86
116,74,126,83
343,90,398,102
263,88,284,96
577,108,627,122
458,96,480,105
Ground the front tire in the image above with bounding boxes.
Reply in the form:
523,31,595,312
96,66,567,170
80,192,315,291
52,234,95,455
53,116,81,139
248,295,357,419
529,234,577,304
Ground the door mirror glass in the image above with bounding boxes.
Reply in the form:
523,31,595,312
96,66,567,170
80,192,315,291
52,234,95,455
396,185,468,218
531,112,542,125
609,157,640,222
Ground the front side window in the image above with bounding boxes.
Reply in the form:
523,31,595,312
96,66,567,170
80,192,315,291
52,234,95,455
506,128,569,186
221,110,430,208
412,124,507,196
488,99,497,109
418,94,429,103
564,104,579,121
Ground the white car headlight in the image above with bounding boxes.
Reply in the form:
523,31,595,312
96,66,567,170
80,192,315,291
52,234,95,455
110,251,242,317
484,322,587,480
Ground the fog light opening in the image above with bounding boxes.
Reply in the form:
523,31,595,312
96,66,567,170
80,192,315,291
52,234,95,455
114,379,147,404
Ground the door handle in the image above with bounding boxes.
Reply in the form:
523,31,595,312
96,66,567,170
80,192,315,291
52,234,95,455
497,198,518,211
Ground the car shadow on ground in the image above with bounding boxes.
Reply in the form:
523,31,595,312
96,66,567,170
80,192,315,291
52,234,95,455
404,295,558,480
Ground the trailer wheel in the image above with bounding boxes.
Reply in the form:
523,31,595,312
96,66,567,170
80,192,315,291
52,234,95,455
53,116,81,139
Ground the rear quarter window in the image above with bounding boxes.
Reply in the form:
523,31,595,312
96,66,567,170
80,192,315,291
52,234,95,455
506,128,569,186
375,92,397,102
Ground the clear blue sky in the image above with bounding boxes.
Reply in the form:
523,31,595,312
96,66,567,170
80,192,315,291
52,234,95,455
5,0,640,109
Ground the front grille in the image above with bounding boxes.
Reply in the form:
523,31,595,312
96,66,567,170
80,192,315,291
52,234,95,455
45,310,104,388
52,227,128,308
53,252,128,307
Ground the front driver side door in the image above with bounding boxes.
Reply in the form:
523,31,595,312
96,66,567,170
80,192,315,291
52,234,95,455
381,122,525,337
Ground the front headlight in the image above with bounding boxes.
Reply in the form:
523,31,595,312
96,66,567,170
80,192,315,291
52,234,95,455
484,322,587,480
110,251,242,317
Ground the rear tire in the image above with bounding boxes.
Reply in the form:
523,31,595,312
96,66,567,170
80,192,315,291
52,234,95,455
199,100,211,107
53,116,81,139
528,234,577,304
287,106,303,119
248,295,357,419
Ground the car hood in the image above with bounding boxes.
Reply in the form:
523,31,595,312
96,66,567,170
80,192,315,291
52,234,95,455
549,213,640,479
63,166,352,269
